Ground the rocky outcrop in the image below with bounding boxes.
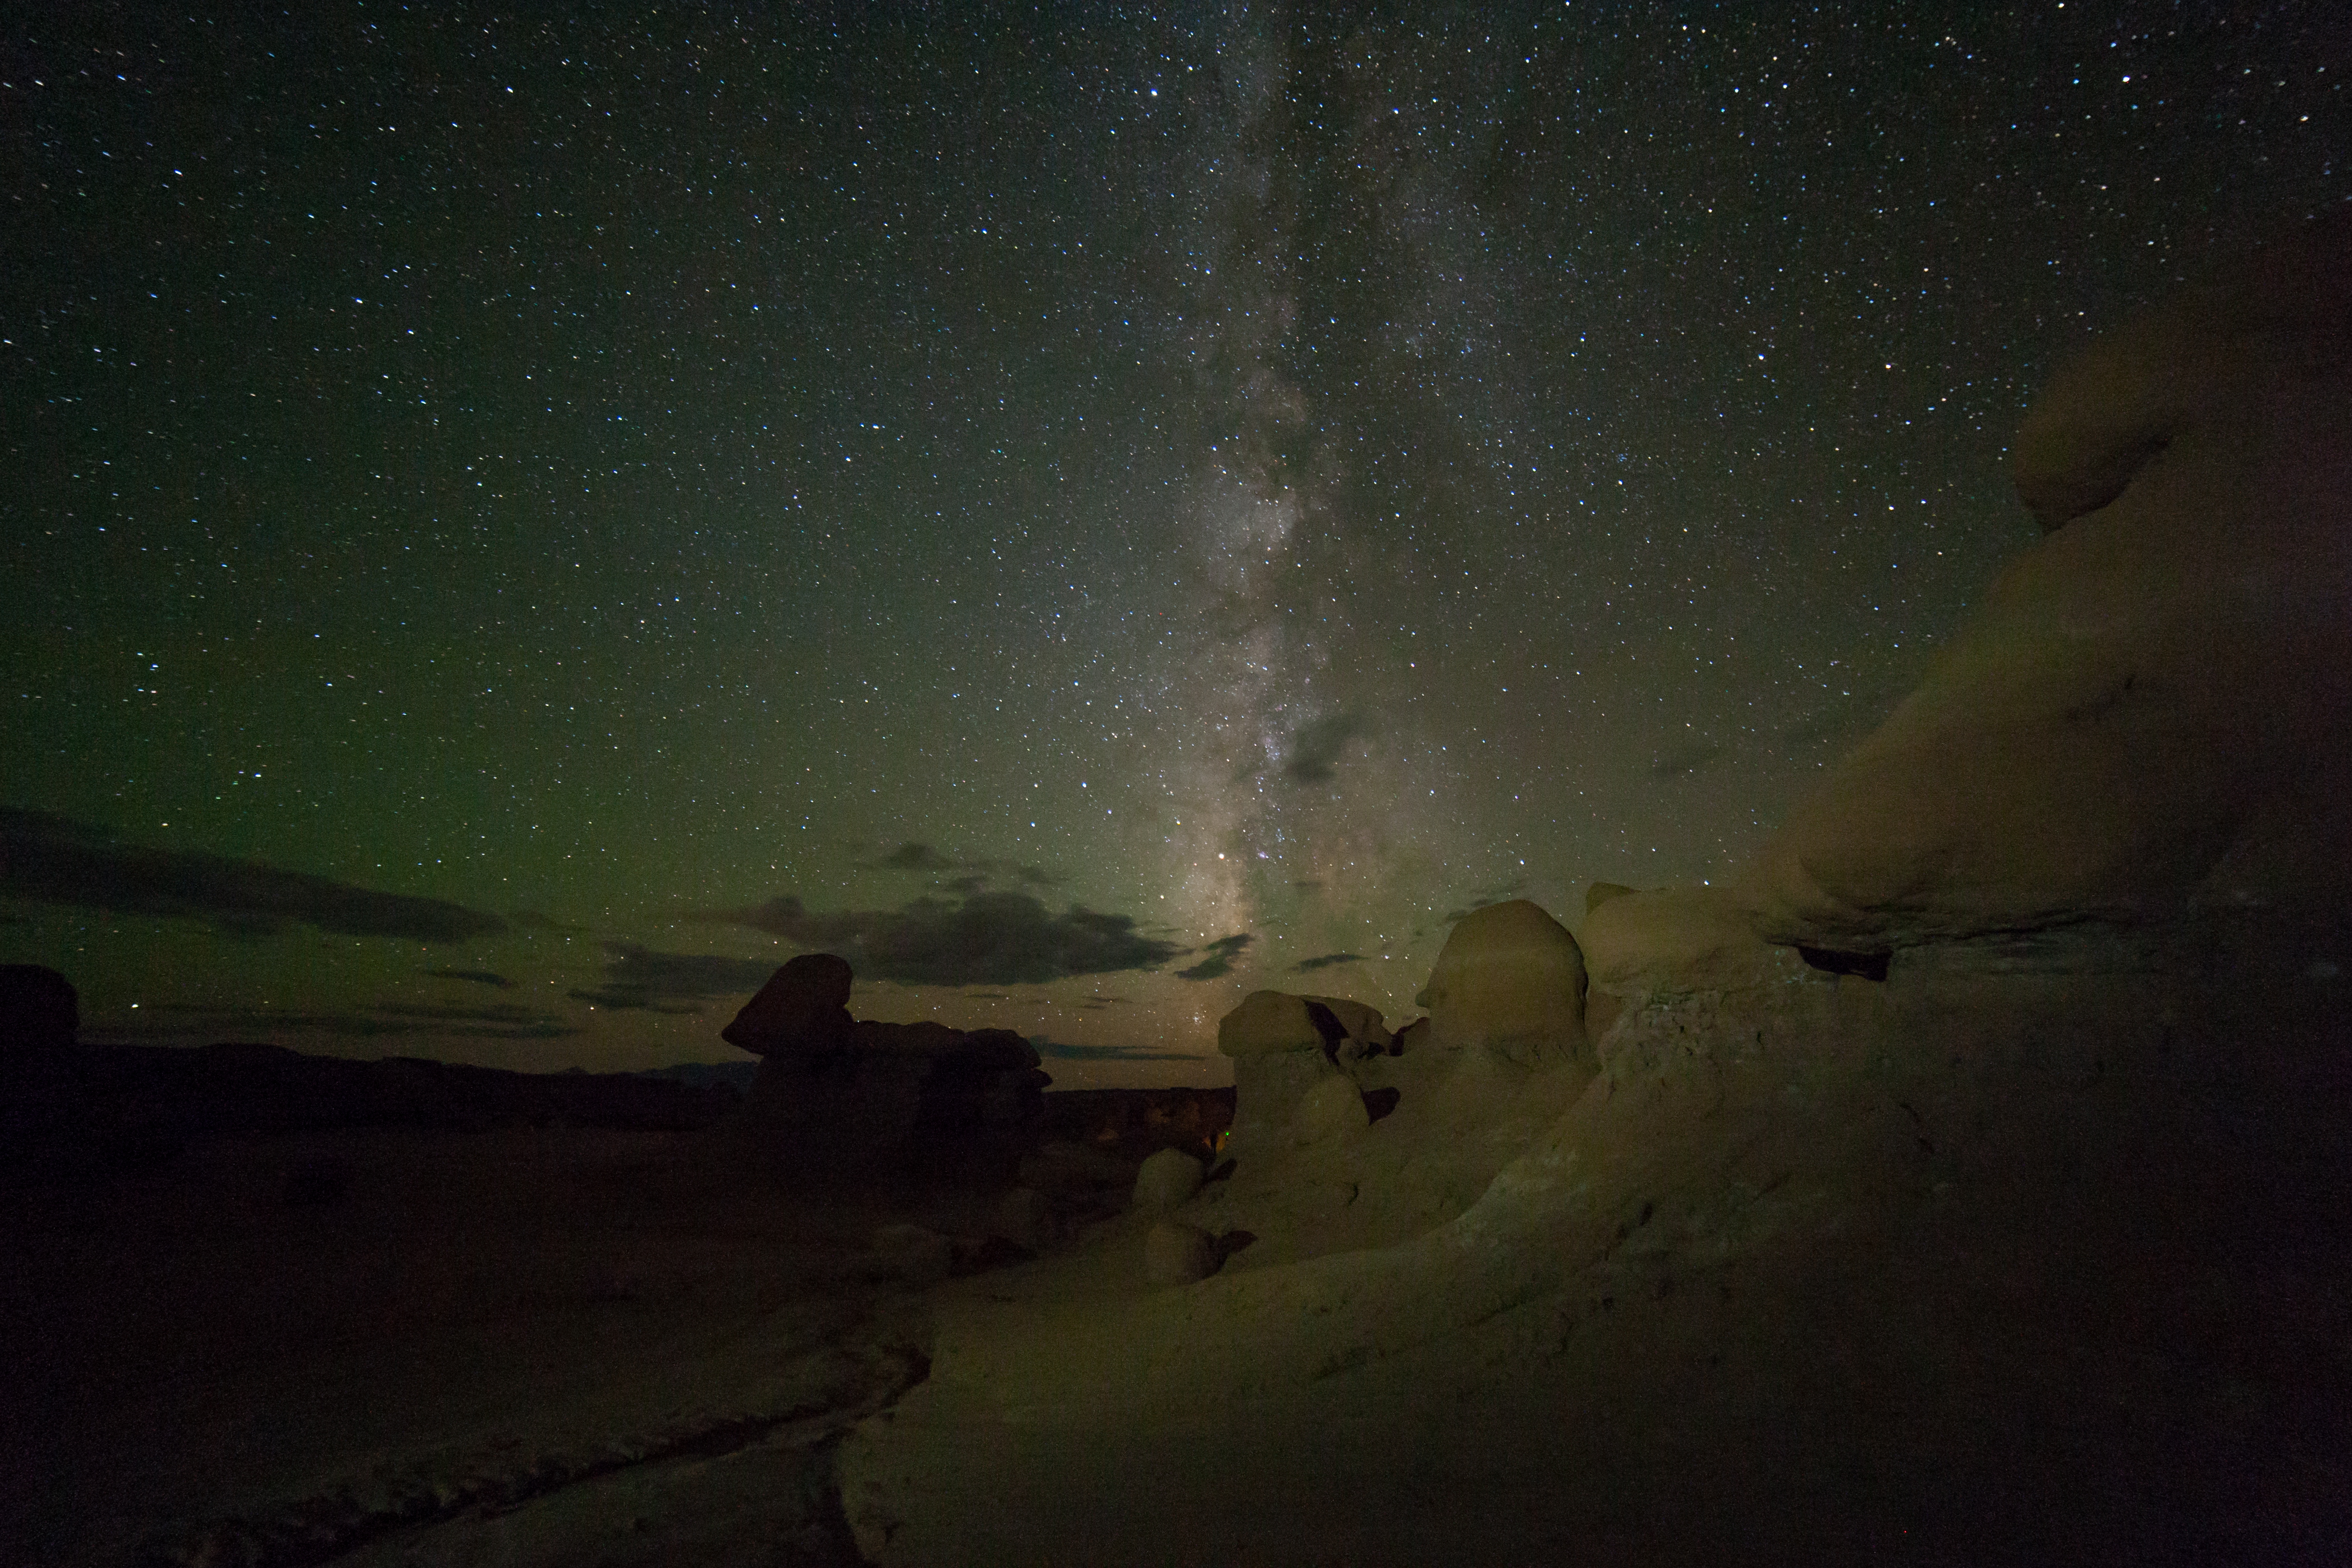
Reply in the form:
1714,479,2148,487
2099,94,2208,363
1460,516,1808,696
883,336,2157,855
1216,989,1392,1158
1740,213,2352,955
1580,886,1805,1002
1415,899,1590,1072
736,1003,1049,1179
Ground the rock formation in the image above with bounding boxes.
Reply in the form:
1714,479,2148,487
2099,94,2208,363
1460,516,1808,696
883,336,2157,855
1740,212,2352,956
728,958,1049,1179
1131,1146,1205,1213
837,220,2352,1566
1413,898,1590,1071
719,951,855,1056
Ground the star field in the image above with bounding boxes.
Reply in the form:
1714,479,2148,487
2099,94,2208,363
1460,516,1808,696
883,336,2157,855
5,5,2344,1081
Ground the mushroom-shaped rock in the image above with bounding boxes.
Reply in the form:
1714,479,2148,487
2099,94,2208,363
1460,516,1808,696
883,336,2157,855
1415,900,1589,1070
1581,886,1801,999
1215,991,1355,1159
1144,1221,1221,1286
722,953,855,1058
1740,213,2352,952
1133,1147,1205,1212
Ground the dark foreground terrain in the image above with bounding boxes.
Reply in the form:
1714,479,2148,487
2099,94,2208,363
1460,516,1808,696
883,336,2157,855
0,1060,1232,1567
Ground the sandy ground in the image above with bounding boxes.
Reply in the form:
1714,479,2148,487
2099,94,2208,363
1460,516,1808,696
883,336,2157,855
3,1124,940,1566
10,963,2350,1566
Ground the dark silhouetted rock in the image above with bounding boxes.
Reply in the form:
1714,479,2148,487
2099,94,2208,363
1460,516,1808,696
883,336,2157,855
733,981,1050,1179
721,953,855,1057
0,964,77,1054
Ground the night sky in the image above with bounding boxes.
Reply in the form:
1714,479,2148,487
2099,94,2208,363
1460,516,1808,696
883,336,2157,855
6,5,2344,1084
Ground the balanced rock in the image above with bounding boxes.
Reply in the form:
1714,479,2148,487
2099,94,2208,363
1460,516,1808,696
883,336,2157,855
722,953,854,1057
1132,1146,1205,1212
733,962,1048,1177
1740,213,2352,953
1415,900,1589,1070
1216,990,1383,1159
1144,1221,1220,1286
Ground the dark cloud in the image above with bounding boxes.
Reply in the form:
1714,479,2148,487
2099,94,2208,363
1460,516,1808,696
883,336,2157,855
1648,738,1725,778
1292,952,1367,973
428,968,515,989
705,892,1181,988
2,807,507,942
963,991,1012,1000
1033,1035,1206,1063
510,909,590,933
567,988,701,1014
864,842,1062,891
1292,879,1324,891
1283,711,1367,785
123,1000,581,1041
1175,933,1253,982
580,942,779,1011
872,841,956,872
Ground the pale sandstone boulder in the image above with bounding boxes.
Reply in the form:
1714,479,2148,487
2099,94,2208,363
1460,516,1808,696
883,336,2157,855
1413,900,1589,1070
1740,214,2352,953
1293,1074,1371,1144
1581,886,1802,998
1217,990,1329,1056
1217,989,1391,1158
1132,1147,1205,1212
